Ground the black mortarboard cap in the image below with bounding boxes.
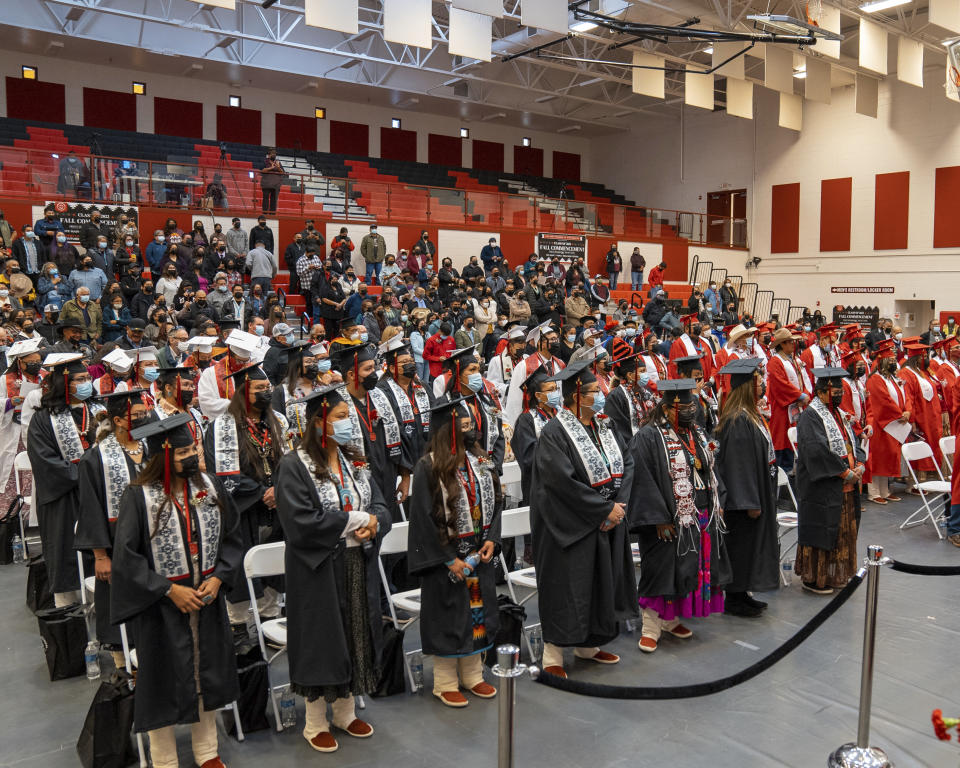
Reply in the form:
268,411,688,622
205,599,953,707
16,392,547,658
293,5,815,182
224,361,268,383
442,346,478,371
99,388,150,418
812,366,849,389
718,356,760,389
130,411,195,456
547,360,597,396
674,354,704,377
656,378,697,403
300,383,346,421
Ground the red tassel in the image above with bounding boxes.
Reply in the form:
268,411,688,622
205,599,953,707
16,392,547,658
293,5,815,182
455,361,461,394
321,402,327,447
244,378,249,410
354,353,359,388
64,370,69,405
126,400,132,439
163,441,171,496
450,414,456,456
365,393,374,441
176,376,182,408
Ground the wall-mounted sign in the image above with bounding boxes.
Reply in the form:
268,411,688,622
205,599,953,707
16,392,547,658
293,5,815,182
832,305,880,327
830,287,894,294
537,232,586,263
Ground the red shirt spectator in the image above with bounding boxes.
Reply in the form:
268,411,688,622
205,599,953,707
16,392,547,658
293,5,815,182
423,329,456,378
648,262,666,290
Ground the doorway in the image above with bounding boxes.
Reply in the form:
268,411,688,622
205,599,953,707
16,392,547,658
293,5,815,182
893,300,935,335
706,189,747,247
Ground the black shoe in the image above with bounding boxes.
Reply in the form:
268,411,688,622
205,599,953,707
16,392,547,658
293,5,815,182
744,594,768,610
724,598,763,618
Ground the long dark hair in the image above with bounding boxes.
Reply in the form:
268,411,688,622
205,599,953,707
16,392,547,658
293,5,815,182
716,378,763,435
425,415,485,545
133,456,228,540
226,386,286,481
299,415,361,483
285,355,312,396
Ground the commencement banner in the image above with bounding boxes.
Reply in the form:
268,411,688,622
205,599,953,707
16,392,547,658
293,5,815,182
34,202,138,243
537,232,586,263
832,305,880,327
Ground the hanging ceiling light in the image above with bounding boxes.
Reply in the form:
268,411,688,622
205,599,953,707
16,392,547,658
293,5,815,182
859,0,911,12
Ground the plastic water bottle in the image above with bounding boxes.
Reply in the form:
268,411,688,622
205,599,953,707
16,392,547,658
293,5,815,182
623,618,637,635
781,560,793,582
513,554,524,572
279,687,297,728
11,535,24,564
527,626,543,663
245,607,258,640
85,641,101,681
409,651,424,693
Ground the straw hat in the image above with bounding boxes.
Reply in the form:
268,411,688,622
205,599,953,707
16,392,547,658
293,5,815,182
728,324,759,344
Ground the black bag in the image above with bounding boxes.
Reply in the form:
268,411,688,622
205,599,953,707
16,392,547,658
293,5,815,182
483,595,526,668
371,620,407,698
76,669,137,768
26,555,55,614
37,604,87,680
0,506,19,564
227,645,270,737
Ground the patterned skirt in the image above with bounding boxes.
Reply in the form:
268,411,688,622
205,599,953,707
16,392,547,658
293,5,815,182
0,434,30,515
794,490,859,589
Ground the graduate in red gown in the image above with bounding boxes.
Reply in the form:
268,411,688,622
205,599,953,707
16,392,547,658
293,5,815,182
933,337,960,435
765,327,808,473
865,341,906,504
898,342,947,478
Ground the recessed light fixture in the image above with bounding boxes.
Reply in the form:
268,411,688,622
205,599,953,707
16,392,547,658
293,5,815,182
703,46,714,54
570,21,597,32
522,137,531,147
391,117,401,129
21,65,37,80
132,81,146,95
315,107,326,119
229,95,241,108
859,0,911,12
460,127,470,138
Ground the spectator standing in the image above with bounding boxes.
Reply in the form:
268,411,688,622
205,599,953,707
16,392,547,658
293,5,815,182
34,208,65,250
423,322,456,379
360,224,387,285
87,235,115,278
648,261,666,298
630,247,646,291
246,241,277,296
226,216,248,264
259,148,285,213
412,230,436,263
0,210,15,249
284,233,305,295
12,225,45,287
60,286,102,343
155,264,182,306
703,280,721,318
605,246,622,290
78,210,110,253
249,215,274,255
719,278,739,314
145,230,167,272
68,256,108,301
57,151,90,197
480,237,504,274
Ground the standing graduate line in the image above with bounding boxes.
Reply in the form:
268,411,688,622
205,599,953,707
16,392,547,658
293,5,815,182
628,379,730,653
898,342,947,479
504,320,564,429
511,365,559,506
530,361,635,678
272,342,323,442
865,341,907,504
714,358,779,618
377,335,434,470
674,354,717,435
75,389,155,666
274,385,390,753
111,413,243,768
408,396,502,707
27,353,101,605
604,343,653,451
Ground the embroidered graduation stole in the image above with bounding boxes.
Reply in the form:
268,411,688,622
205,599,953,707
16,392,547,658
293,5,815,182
470,394,500,455
143,476,220,581
212,414,241,475
656,427,698,529
98,434,131,522
368,386,402,460
555,407,624,497
385,378,416,424
51,407,88,464
296,447,371,518
809,397,850,459
434,451,495,540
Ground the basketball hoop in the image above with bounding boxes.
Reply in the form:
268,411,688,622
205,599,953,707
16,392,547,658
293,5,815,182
947,40,960,101
805,0,823,27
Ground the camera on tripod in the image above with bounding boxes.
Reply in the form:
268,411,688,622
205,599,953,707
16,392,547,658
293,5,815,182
218,141,227,157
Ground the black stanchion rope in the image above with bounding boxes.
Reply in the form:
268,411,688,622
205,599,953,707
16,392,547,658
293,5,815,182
889,560,960,576
535,573,864,700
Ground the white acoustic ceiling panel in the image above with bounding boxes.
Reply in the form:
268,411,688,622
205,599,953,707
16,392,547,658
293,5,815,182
859,18,888,75
856,74,879,118
897,37,924,87
304,0,358,34
779,92,802,131
713,42,745,79
725,77,753,119
384,0,433,50
452,0,503,17
631,51,664,99
930,0,960,34
765,46,794,94
521,0,568,34
685,69,714,110
804,57,832,104
818,6,841,60
188,0,233,8
449,8,493,62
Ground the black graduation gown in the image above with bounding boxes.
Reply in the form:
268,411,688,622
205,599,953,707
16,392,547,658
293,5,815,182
110,476,243,733
351,392,401,520
26,405,97,593
715,413,780,593
604,385,636,453
274,451,391,693
75,444,142,646
511,409,548,505
407,455,502,656
529,419,637,647
377,377,431,470
627,423,731,599
795,405,859,550
441,389,505,474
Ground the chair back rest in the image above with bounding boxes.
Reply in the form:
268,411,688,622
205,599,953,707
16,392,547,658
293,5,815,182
379,521,409,556
500,506,531,538
940,435,956,460
776,466,790,488
901,440,933,463
14,451,30,472
500,461,522,487
244,541,286,579
787,426,798,449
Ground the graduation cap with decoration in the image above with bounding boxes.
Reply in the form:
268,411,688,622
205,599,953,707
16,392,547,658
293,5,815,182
330,341,377,384
130,411,196,495
442,346,480,395
674,353,705,378
99,388,155,438
379,335,412,380
611,337,641,372
101,347,133,374
123,346,158,368
525,320,555,346
816,323,839,339
505,325,528,342
428,395,476,455
224,329,260,361
298,384,346,448
185,336,215,356
812,366,850,390
224,361,269,406
678,312,698,330
718,356,761,389
43,352,88,406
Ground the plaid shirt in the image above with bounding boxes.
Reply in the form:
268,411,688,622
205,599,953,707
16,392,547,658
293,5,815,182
296,254,322,291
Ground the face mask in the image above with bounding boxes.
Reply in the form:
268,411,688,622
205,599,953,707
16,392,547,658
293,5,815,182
855,367,866,378
129,415,153,432
933,326,941,333
157,235,165,243
361,371,379,391
98,241,107,250
234,293,243,301
466,372,483,393
545,388,563,410
142,367,159,382
588,391,605,414
25,231,34,239
566,334,576,343
125,240,133,247
79,294,90,303
57,235,67,244
253,389,273,409
677,404,696,427
50,270,59,278
462,429,478,447
217,285,227,292
359,332,369,343
197,358,211,370
624,327,637,338
112,302,122,310
329,418,355,445
284,333,295,345
895,333,903,341
176,455,200,478
317,359,332,373
803,325,811,332
830,391,843,408
73,381,93,400
370,228,377,234
24,362,41,376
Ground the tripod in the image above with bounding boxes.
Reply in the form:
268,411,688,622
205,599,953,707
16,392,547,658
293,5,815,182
88,132,105,201
208,142,244,213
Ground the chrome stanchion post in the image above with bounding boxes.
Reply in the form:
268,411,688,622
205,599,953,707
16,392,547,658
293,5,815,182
492,644,538,768
828,544,893,768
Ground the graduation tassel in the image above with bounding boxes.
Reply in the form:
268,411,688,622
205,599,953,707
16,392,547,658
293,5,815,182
321,402,327,448
64,370,69,406
163,440,172,496
126,400,133,440
176,375,182,408
575,380,581,417
455,361,461,394
450,414,457,456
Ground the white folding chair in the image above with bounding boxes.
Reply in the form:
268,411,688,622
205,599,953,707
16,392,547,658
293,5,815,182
243,542,287,731
939,435,955,470
13,451,34,557
496,507,539,658
901,442,950,539
777,467,798,512
776,512,799,586
500,461,522,506
118,624,149,766
787,426,798,459
377,522,421,692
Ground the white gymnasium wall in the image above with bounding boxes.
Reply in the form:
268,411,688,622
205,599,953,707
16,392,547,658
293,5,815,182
438,228,498,272
0,51,590,177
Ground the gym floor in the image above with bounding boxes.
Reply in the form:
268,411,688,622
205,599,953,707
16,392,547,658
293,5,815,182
2,494,958,768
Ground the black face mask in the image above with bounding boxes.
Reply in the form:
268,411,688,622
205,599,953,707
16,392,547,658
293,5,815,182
401,362,417,379
855,367,866,378
176,455,200,478
196,300,207,307
677,405,696,427
197,359,211,370
303,364,319,378
129,416,152,431
233,294,243,301
830,391,843,408
461,429,479,448
177,389,195,408
24,362,41,376
361,372,379,391
253,389,273,409
548,342,562,357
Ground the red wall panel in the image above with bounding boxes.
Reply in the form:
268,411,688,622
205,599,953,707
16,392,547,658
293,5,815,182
428,134,462,167
874,171,909,250
275,113,317,152
380,127,417,162
330,120,369,156
82,87,136,131
6,77,65,123
552,151,581,183
472,140,504,172
513,146,544,177
770,182,800,254
934,166,960,248
154,97,203,139
820,177,852,252
216,105,262,146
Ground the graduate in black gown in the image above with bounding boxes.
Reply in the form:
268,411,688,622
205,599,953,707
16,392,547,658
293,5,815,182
26,353,100,604
274,385,390,754
714,357,780,617
439,346,505,474
376,335,434,478
628,379,731,654
675,354,718,435
111,413,243,768
271,342,322,441
75,389,154,663
604,340,655,451
511,365,558,506
408,396,502,707
529,361,635,678
203,362,290,629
